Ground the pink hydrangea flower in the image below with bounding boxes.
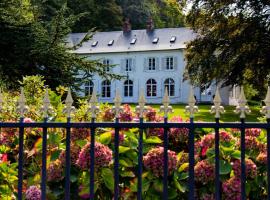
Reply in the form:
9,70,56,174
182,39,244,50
256,152,267,165
111,130,124,144
101,107,115,121
76,142,112,170
144,106,157,121
70,128,89,141
222,177,241,200
200,193,215,200
0,153,8,163
119,104,133,122
194,160,214,184
169,116,189,144
236,136,260,151
143,147,177,177
245,128,261,137
232,159,257,178
25,185,41,200
59,144,81,165
47,159,64,182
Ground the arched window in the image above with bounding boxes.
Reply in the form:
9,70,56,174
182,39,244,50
146,79,157,97
102,80,111,98
124,80,133,97
164,78,175,96
84,80,94,96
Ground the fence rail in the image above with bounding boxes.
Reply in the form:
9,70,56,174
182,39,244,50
0,86,270,200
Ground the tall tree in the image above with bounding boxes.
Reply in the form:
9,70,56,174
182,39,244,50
0,0,119,90
185,0,270,95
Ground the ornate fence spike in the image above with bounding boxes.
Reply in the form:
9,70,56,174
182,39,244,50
160,87,173,118
211,88,225,118
185,86,198,118
261,86,270,119
112,88,123,119
17,87,29,117
87,89,100,119
135,88,147,118
235,86,251,118
63,88,76,118
0,88,3,112
40,88,54,118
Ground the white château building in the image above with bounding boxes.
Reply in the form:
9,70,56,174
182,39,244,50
68,21,232,104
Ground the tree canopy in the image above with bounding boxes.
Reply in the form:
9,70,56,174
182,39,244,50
185,0,270,95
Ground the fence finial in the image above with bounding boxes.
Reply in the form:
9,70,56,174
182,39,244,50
185,86,198,118
40,88,54,118
88,89,99,119
136,88,147,118
63,88,76,118
235,86,250,118
112,88,123,118
211,87,225,118
160,87,173,118
261,86,270,119
17,87,28,118
0,88,3,112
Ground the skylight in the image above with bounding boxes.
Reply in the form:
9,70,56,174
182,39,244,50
130,38,137,45
108,40,114,46
170,36,176,43
152,37,159,44
91,41,98,47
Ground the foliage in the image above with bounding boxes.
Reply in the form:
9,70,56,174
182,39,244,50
185,0,270,96
0,78,268,199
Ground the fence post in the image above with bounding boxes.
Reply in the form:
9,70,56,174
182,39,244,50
211,88,224,200
185,87,198,200
135,89,147,200
235,86,250,200
63,88,76,200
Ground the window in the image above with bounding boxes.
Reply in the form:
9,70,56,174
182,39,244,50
130,38,137,45
170,36,176,43
124,80,133,97
166,57,174,70
146,79,157,97
148,58,156,70
125,58,132,72
84,80,94,96
91,41,98,47
103,59,111,72
101,80,111,98
152,37,159,44
108,40,114,46
164,78,175,97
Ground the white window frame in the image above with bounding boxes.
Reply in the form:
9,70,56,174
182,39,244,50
84,80,94,96
101,80,111,98
148,58,156,70
146,79,157,97
166,57,174,70
164,78,175,97
124,80,133,97
125,58,132,72
103,59,111,72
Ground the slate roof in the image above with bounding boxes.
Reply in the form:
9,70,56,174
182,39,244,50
69,27,197,54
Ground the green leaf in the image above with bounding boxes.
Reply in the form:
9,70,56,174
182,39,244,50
231,150,241,159
178,163,189,173
119,159,133,167
99,132,112,145
178,172,189,180
144,136,162,144
75,139,87,148
168,188,178,199
174,178,186,193
50,150,61,161
120,171,135,177
219,160,232,175
153,179,163,193
119,146,130,153
101,168,114,191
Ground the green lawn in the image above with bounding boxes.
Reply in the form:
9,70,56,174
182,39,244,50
128,104,263,122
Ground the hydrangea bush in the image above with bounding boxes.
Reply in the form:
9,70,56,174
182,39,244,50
0,76,268,199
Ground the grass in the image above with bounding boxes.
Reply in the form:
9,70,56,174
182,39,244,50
128,104,263,122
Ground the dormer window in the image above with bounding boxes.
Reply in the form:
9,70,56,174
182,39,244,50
152,37,159,44
108,40,114,46
130,38,137,45
170,36,176,43
91,41,98,47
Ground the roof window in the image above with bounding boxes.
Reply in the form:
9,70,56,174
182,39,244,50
130,38,137,45
108,40,114,46
170,36,176,43
91,41,98,47
152,37,159,44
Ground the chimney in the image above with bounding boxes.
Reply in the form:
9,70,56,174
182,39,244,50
146,18,154,33
122,18,131,34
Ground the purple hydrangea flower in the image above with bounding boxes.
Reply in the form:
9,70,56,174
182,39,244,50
25,186,41,200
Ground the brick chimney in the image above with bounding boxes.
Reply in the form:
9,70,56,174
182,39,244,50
122,18,131,34
146,18,154,33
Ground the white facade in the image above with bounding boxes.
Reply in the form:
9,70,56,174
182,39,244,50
70,28,232,105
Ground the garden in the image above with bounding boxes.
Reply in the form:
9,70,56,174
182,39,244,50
0,76,268,200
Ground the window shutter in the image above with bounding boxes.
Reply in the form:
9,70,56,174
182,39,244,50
120,59,125,73
132,59,136,72
155,57,160,70
144,58,148,71
173,57,177,71
162,57,166,70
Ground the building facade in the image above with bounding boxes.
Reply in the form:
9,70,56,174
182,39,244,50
69,26,231,104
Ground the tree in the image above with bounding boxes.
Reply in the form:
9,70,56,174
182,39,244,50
0,0,120,90
184,0,270,96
